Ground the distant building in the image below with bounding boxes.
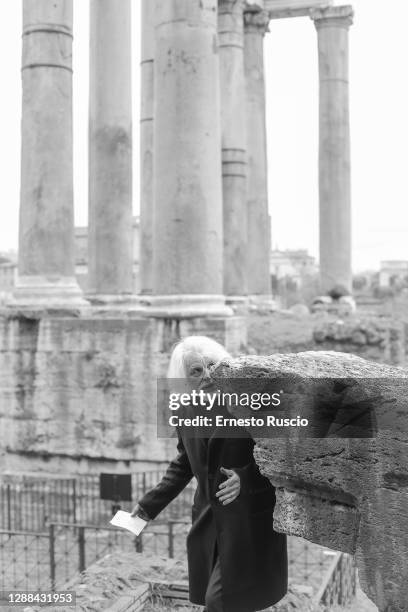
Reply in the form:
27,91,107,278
379,260,408,288
270,249,317,289
3,241,319,301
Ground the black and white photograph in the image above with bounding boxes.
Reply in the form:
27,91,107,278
0,0,407,611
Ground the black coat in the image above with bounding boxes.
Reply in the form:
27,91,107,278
139,423,288,612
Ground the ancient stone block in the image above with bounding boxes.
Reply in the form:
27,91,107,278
0,310,246,474
313,317,405,365
215,352,408,612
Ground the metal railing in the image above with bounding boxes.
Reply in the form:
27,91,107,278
0,472,195,532
314,551,357,608
0,520,190,591
0,474,357,607
0,528,50,591
0,522,356,605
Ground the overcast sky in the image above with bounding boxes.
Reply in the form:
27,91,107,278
1,1,407,272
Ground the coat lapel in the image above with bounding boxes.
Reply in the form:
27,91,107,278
207,426,225,475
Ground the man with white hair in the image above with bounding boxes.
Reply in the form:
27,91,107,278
131,336,287,612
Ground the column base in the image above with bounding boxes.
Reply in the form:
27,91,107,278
139,295,234,318
248,294,279,313
85,293,147,311
225,295,250,314
8,275,88,308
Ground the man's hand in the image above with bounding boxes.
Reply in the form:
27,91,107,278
130,503,150,521
216,467,241,505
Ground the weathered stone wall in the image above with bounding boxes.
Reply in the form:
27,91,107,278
216,352,408,612
313,317,405,365
0,310,246,474
247,312,406,366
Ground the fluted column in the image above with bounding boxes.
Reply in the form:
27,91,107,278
88,0,133,302
13,0,85,307
244,8,271,298
311,5,354,295
149,0,231,317
139,0,155,295
218,0,248,302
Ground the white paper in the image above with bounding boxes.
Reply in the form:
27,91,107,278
110,510,147,536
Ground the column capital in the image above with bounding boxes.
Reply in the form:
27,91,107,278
244,0,264,9
218,0,245,14
243,9,270,34
218,0,245,49
311,5,354,29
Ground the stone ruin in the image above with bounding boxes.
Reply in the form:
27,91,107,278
0,311,246,473
8,1,405,610
11,0,354,311
4,0,358,470
215,351,408,612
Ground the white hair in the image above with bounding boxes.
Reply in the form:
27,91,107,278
167,336,230,379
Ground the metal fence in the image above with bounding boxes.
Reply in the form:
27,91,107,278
0,474,357,608
287,537,345,595
0,520,190,591
0,472,195,532
315,551,357,608
0,520,356,606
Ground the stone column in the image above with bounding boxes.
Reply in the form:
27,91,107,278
218,0,248,303
88,0,134,303
13,0,85,307
244,8,272,300
149,0,231,317
311,5,354,295
139,0,155,295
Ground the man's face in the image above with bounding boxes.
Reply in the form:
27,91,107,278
184,351,217,392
